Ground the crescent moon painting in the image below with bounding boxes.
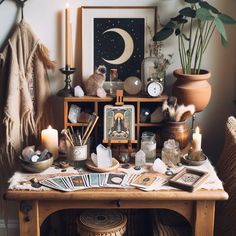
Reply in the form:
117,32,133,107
102,28,134,65
94,18,144,81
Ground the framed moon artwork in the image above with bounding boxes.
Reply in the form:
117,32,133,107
81,6,157,82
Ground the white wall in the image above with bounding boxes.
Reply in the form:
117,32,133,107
0,0,236,235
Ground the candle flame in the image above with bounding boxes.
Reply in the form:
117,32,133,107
48,125,52,129
66,2,70,8
195,126,200,134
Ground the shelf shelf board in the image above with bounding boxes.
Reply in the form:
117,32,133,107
103,140,138,144
65,123,88,127
64,96,113,102
64,95,167,103
138,123,163,127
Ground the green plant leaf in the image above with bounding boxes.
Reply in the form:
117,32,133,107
165,21,176,29
171,14,188,24
221,35,228,47
171,15,184,21
199,1,219,14
218,14,236,25
196,8,214,21
153,28,174,41
214,17,227,41
185,0,200,3
179,7,196,18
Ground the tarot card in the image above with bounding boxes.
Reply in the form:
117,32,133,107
39,179,62,190
89,173,100,187
105,173,126,188
99,173,107,187
70,175,87,189
123,174,139,187
61,176,74,190
82,174,90,187
138,177,168,191
40,179,71,192
50,177,71,190
130,173,158,189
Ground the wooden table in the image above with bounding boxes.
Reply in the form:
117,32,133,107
5,188,228,236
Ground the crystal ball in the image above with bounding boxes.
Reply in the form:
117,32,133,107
124,76,142,95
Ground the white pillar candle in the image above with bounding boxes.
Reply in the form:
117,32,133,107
192,126,202,152
65,2,71,67
41,125,58,159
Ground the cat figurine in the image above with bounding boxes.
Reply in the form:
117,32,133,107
84,65,107,98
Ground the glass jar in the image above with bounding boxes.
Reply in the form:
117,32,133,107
109,69,123,96
141,132,156,163
141,56,165,95
161,139,181,166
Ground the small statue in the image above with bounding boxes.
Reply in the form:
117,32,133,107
83,65,107,98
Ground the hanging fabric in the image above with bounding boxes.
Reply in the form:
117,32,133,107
0,21,55,168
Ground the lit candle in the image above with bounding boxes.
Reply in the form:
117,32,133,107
41,125,58,159
65,2,71,67
192,126,202,152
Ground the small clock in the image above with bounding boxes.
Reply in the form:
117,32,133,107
146,81,164,97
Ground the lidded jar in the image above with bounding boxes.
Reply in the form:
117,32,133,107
141,132,156,163
161,139,181,166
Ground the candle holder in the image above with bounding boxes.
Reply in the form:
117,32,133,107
57,66,76,97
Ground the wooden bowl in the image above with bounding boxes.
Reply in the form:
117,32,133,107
86,158,119,172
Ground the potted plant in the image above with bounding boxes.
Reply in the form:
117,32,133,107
154,0,236,112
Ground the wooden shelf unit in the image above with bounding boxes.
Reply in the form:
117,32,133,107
64,95,167,149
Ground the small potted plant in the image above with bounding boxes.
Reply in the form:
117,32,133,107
154,0,236,111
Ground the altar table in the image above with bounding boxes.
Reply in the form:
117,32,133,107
5,187,228,236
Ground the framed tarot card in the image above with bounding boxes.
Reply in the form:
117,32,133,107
103,105,135,141
81,6,157,81
169,168,209,192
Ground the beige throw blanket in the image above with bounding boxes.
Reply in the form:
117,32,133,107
0,21,55,168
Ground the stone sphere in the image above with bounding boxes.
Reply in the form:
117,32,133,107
124,76,142,95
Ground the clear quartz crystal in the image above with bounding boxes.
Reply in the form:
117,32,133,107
96,144,112,168
161,139,181,166
141,132,156,163
135,149,146,167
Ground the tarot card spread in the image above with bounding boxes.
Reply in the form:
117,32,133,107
39,172,167,192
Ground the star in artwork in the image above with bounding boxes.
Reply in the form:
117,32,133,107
94,18,144,81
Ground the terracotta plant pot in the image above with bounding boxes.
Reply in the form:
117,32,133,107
173,69,211,112
162,121,189,149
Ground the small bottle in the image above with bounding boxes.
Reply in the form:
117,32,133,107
109,69,119,96
141,132,156,163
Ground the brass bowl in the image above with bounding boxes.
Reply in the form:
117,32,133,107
19,155,53,173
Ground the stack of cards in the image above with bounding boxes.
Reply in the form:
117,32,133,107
130,173,167,191
39,173,167,192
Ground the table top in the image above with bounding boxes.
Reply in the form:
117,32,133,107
5,188,228,201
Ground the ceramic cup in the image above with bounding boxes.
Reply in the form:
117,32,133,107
68,145,87,161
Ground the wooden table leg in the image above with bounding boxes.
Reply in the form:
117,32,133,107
19,200,40,236
193,200,215,236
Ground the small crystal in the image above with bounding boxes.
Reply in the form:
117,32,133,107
74,85,84,97
135,149,146,167
31,155,39,162
165,170,174,176
96,144,112,168
152,158,167,174
68,104,81,123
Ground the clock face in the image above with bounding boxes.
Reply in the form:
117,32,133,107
147,81,163,97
